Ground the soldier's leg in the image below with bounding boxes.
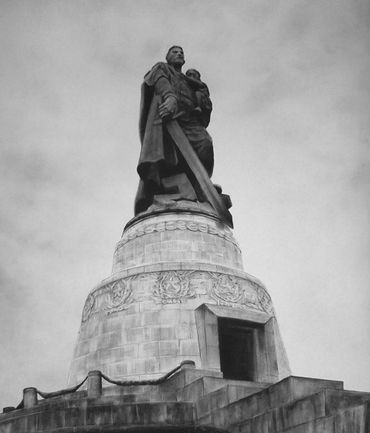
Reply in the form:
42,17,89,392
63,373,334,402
190,136,214,178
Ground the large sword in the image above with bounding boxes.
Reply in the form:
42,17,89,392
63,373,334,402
165,119,233,228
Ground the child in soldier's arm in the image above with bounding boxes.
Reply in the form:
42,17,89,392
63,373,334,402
185,68,212,127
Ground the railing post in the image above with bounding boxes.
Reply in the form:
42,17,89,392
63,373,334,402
87,370,102,398
23,387,37,408
180,360,196,370
2,407,15,413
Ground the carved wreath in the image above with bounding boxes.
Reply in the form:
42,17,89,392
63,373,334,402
209,273,267,312
81,293,96,323
105,278,133,314
152,271,196,304
120,220,239,249
256,285,274,315
209,273,244,305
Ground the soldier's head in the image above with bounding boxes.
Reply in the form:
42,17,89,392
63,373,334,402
166,46,185,69
186,69,201,81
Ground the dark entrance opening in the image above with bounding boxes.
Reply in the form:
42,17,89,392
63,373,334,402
218,318,258,381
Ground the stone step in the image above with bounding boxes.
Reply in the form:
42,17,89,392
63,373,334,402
0,400,196,432
324,388,370,415
196,382,268,419
180,375,268,402
229,389,329,433
231,401,370,433
286,402,369,433
200,375,343,427
228,389,370,433
101,383,177,402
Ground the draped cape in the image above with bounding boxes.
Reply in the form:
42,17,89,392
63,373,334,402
134,62,214,215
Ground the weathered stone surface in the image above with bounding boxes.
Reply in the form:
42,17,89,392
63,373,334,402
0,401,196,432
194,304,290,382
68,210,290,386
1,372,369,433
114,212,242,273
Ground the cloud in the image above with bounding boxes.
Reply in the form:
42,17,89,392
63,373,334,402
0,0,369,409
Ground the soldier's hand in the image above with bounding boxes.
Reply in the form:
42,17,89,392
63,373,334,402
159,96,177,119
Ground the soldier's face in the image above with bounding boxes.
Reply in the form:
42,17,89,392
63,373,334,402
167,47,185,66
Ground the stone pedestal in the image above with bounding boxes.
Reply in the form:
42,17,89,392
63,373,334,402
67,204,290,386
2,204,369,433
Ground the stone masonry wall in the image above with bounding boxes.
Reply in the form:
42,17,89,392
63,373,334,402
68,211,285,387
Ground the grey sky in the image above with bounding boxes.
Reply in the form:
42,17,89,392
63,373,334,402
1,0,369,408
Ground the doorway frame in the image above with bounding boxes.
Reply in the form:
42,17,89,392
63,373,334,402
194,304,279,383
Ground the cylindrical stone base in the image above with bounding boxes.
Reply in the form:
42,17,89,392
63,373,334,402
68,208,289,386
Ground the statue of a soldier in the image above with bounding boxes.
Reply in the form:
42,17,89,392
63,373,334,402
135,46,232,227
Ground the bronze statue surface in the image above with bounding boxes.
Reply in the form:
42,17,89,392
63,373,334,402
135,46,232,227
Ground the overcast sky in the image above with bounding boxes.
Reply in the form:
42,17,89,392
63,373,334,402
1,0,369,409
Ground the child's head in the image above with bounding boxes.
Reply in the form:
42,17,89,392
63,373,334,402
186,69,201,80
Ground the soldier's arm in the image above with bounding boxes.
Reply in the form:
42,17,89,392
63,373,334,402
155,77,177,119
144,63,177,119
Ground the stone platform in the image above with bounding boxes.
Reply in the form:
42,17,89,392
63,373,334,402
67,204,290,386
1,364,369,432
1,203,369,433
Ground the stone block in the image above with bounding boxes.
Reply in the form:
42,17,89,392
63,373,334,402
181,378,205,401
180,340,199,356
202,377,227,394
98,345,137,364
143,311,161,326
159,356,180,372
76,339,92,357
159,309,183,323
81,318,100,339
268,376,343,409
333,403,367,433
125,327,144,343
149,326,161,340
144,358,160,374
138,342,160,358
107,362,128,378
227,384,265,402
284,416,335,433
204,345,220,370
135,403,166,424
210,387,229,411
277,390,326,431
85,352,100,371
138,301,159,313
325,389,370,414
112,403,141,425
125,303,141,315
196,395,211,417
166,402,195,424
126,359,145,375
159,341,179,356
120,314,142,329
98,332,122,350
198,414,213,425
86,404,112,426
38,405,67,431
160,327,177,340
64,406,85,428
